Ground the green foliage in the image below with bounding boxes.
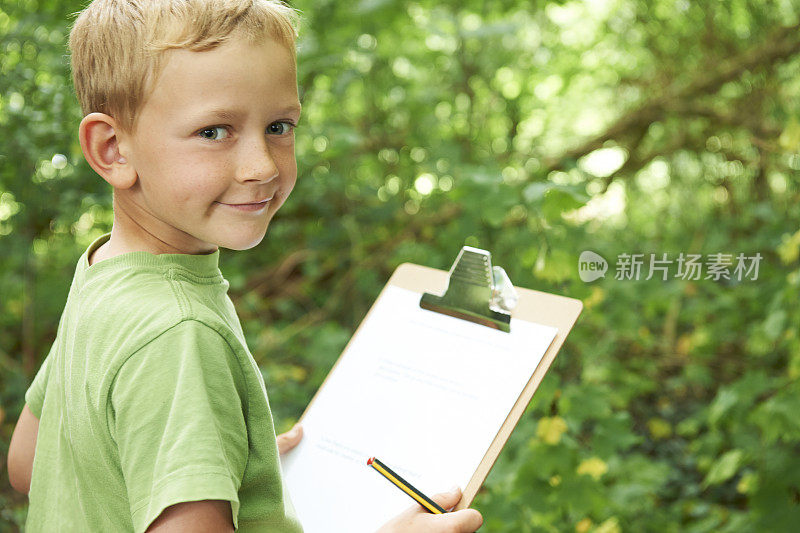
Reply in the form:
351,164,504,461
2,0,800,531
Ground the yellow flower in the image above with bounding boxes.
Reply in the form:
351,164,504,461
647,418,672,440
595,517,621,533
537,416,568,445
577,457,608,480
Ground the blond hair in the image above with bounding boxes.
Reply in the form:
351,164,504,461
69,0,300,133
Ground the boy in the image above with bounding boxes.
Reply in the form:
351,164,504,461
6,0,483,532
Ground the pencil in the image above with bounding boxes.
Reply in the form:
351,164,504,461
367,456,446,514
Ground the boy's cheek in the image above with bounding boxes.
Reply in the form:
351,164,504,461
275,188,294,210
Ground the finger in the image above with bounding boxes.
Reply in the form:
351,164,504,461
277,424,303,455
429,486,462,511
430,488,483,532
443,509,484,532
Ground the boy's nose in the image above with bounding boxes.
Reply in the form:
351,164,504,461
236,141,279,183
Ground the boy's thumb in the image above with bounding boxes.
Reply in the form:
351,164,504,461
431,486,462,510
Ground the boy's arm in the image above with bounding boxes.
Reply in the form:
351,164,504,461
112,321,250,532
10,341,53,494
146,500,234,532
7,404,40,495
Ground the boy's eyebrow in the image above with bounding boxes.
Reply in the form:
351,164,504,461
198,104,302,122
278,104,302,115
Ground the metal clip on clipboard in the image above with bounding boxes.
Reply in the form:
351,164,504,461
419,246,519,332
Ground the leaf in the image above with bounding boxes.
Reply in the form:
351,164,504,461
482,201,508,227
762,310,786,342
779,118,800,150
523,182,553,203
708,388,738,426
592,412,641,456
703,450,745,488
559,383,611,423
752,386,800,444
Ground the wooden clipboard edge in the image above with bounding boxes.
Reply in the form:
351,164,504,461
459,294,582,509
293,262,583,513
387,263,583,510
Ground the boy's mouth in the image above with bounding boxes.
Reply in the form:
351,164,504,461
216,194,274,212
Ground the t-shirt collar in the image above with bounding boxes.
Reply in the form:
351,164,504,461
79,232,223,281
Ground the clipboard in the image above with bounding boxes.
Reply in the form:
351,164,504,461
282,247,583,528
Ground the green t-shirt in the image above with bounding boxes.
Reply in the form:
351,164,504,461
24,233,303,532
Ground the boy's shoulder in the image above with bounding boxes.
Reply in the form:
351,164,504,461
75,259,235,356
84,263,206,315
64,234,243,363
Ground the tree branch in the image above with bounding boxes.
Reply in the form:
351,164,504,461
542,23,800,175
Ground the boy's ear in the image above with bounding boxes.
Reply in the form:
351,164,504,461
78,112,137,189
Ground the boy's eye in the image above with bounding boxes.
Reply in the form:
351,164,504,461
198,126,229,141
267,121,295,135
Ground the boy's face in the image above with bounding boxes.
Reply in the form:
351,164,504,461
119,34,301,252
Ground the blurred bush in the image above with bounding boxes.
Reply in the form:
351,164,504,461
1,0,799,530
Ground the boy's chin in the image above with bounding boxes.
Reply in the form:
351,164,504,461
215,230,268,251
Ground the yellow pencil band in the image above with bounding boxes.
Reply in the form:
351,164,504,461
372,462,439,513
367,457,446,514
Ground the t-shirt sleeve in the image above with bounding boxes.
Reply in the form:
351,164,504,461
25,342,55,419
110,320,249,533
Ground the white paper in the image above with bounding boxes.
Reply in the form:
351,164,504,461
281,285,557,533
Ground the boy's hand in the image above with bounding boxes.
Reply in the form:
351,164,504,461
275,428,482,532
276,424,303,455
375,487,483,533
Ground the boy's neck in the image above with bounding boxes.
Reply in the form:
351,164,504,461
88,191,218,266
